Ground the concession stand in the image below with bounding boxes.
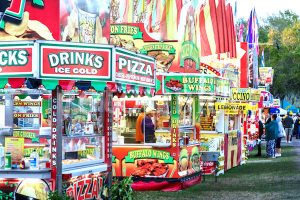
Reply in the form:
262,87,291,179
112,72,203,192
0,41,113,200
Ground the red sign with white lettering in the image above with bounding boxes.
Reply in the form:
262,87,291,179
115,48,155,87
39,42,112,81
0,44,33,77
65,173,107,200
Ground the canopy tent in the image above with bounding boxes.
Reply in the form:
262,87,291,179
282,100,299,114
269,107,287,115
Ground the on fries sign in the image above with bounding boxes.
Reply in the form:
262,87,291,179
0,43,34,77
115,48,155,87
39,42,112,81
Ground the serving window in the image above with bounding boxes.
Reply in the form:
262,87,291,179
61,90,105,166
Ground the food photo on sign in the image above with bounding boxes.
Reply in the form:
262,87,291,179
60,0,110,43
0,0,59,41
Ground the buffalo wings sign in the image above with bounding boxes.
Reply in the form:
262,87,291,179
39,41,112,81
115,48,155,87
0,42,34,77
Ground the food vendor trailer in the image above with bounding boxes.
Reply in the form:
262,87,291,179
0,41,113,200
112,72,204,191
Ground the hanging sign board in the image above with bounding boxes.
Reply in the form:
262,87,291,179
230,88,251,101
250,89,261,102
0,42,34,77
115,48,155,87
272,99,280,108
163,74,215,94
38,41,112,81
215,78,230,97
215,102,249,114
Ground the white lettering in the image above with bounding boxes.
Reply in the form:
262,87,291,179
49,54,59,67
18,50,27,65
59,52,70,66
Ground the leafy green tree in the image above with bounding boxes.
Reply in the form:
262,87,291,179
260,10,300,106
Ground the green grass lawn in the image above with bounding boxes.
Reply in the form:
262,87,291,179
133,144,300,200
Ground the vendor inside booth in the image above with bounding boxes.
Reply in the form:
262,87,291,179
112,63,202,191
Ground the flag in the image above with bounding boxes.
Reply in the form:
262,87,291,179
238,23,244,42
123,0,134,22
229,4,237,58
216,0,225,53
199,5,212,56
246,8,259,54
261,48,265,67
220,0,229,53
225,4,233,57
199,0,220,56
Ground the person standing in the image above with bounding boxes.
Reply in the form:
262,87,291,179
275,116,285,157
265,114,279,158
135,107,145,143
293,114,300,139
283,112,294,143
256,120,264,157
141,107,156,143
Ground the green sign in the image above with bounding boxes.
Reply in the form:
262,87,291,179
164,75,215,94
215,78,230,96
124,149,174,164
171,94,179,147
140,44,176,54
180,41,200,70
110,24,143,39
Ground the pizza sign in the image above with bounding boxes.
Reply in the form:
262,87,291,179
66,177,105,200
115,48,155,87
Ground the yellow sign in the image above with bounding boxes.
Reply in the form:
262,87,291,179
215,102,249,114
250,89,261,101
231,88,251,101
5,137,24,164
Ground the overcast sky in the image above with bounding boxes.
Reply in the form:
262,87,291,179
229,0,300,20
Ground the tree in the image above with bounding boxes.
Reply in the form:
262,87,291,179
261,10,300,106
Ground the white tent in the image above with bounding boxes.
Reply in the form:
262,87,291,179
279,108,287,115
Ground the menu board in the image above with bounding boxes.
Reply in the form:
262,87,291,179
5,137,24,164
13,100,41,129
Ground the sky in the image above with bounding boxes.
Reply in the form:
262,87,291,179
229,0,300,20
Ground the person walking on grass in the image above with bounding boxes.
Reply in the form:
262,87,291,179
275,116,285,157
265,114,279,158
283,112,294,143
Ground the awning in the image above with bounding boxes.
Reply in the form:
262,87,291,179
0,78,107,91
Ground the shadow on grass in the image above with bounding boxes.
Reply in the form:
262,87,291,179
133,144,300,200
